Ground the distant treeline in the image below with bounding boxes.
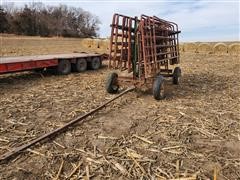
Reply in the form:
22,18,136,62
0,3,100,37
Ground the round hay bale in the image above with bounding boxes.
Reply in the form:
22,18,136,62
228,43,240,56
79,38,86,48
98,39,109,53
213,43,228,55
183,43,197,53
80,38,94,49
106,39,110,50
92,39,100,50
197,43,212,54
88,39,94,48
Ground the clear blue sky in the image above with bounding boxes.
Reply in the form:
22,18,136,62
2,0,240,42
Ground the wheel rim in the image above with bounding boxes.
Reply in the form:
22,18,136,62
92,59,100,69
78,60,86,71
62,63,68,72
112,85,118,91
112,77,118,90
94,60,99,66
159,83,165,97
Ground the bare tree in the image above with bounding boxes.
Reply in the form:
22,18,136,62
1,3,101,37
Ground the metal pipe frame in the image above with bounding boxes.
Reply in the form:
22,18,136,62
109,13,181,88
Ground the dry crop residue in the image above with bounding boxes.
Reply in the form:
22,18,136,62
0,53,239,179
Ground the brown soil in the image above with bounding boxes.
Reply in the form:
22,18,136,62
0,51,239,179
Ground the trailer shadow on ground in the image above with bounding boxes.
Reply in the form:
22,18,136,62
0,69,234,101
125,71,234,101
0,64,108,91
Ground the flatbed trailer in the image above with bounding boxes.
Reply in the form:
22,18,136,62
0,53,103,75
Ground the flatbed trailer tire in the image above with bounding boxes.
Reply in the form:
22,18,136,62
75,58,87,72
57,59,71,75
89,57,101,70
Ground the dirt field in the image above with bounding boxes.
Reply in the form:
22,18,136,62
0,37,240,179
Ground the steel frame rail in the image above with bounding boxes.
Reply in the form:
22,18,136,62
0,87,135,162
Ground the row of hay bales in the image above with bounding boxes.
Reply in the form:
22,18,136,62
79,38,110,53
79,39,239,56
180,42,240,56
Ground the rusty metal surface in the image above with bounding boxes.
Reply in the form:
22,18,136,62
109,14,138,72
109,13,181,85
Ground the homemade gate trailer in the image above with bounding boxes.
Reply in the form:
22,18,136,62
106,14,181,100
0,53,103,75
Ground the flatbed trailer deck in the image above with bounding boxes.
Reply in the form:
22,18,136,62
0,53,103,75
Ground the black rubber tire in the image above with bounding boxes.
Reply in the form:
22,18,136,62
173,67,181,85
57,60,71,75
153,75,165,100
33,68,45,73
75,58,87,72
106,72,119,94
90,57,101,70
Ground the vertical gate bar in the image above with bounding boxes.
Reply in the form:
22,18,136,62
145,16,150,77
149,17,155,75
127,18,132,73
140,19,148,78
123,18,127,70
109,14,116,68
119,16,125,69
133,16,138,76
151,17,158,74
148,16,154,76
113,14,119,69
